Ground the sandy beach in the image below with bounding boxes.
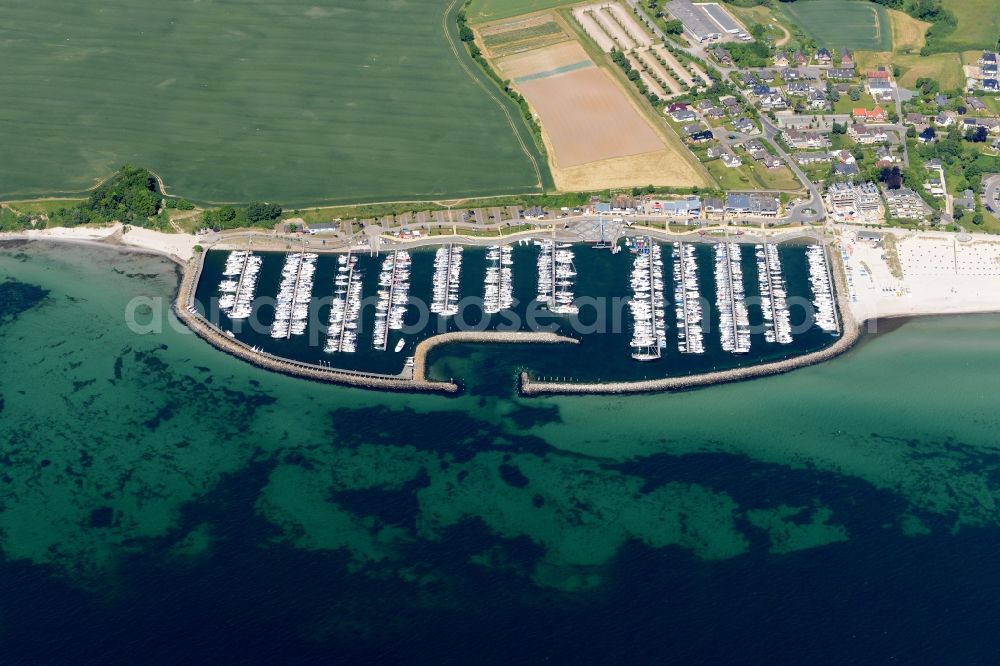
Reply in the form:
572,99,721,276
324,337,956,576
841,229,1000,322
1,223,200,262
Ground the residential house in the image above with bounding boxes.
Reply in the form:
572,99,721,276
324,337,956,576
751,83,771,97
705,107,727,120
923,173,945,197
667,102,689,113
867,69,893,99
786,81,812,96
720,96,742,115
833,149,856,165
774,51,790,67
918,126,936,143
742,138,766,152
934,94,949,107
780,68,804,81
759,93,787,110
852,106,887,123
834,162,860,177
839,48,854,68
672,108,697,122
849,123,888,144
808,89,828,109
984,79,999,92
739,71,758,88
981,52,999,78
783,129,832,149
690,130,714,143
954,189,976,211
934,112,955,127
815,48,832,66
682,122,703,135
711,47,733,66
884,187,931,220
875,145,899,166
759,69,777,82
732,117,755,133
762,154,784,169
793,49,808,67
827,68,855,80
965,97,987,112
904,113,925,125
795,151,832,165
721,152,742,168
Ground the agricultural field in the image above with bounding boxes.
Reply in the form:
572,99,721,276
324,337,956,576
480,15,569,57
466,0,582,24
478,5,709,190
778,1,892,52
935,0,1000,52
0,0,549,206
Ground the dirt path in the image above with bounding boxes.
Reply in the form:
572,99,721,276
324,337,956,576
774,19,791,47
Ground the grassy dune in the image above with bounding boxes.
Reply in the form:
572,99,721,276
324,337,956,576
0,0,550,205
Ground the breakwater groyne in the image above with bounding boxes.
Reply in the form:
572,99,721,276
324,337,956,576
520,246,860,396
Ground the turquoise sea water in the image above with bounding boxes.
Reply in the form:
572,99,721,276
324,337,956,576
3,241,1000,663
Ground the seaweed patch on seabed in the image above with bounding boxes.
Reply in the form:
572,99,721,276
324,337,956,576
256,443,754,592
0,279,49,326
0,341,279,586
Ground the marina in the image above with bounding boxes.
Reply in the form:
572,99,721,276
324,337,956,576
807,244,840,334
483,245,514,314
217,249,262,319
755,244,793,345
270,252,317,339
373,250,412,351
193,239,845,385
324,252,363,354
672,242,705,354
431,245,462,317
714,242,751,354
537,239,579,315
628,237,666,361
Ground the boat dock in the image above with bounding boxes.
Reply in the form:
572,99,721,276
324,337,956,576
715,242,750,354
756,244,793,345
673,242,705,354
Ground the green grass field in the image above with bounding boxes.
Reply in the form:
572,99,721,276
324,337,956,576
467,0,581,24
779,1,892,51
935,0,1000,51
0,0,550,206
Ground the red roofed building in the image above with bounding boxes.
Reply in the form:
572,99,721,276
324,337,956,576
852,106,887,123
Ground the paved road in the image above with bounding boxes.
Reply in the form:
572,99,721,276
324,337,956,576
983,174,1000,215
759,116,825,224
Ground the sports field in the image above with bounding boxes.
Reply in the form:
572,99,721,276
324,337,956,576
0,0,550,205
779,1,892,51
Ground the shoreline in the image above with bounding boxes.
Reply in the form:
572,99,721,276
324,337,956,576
7,233,1000,397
